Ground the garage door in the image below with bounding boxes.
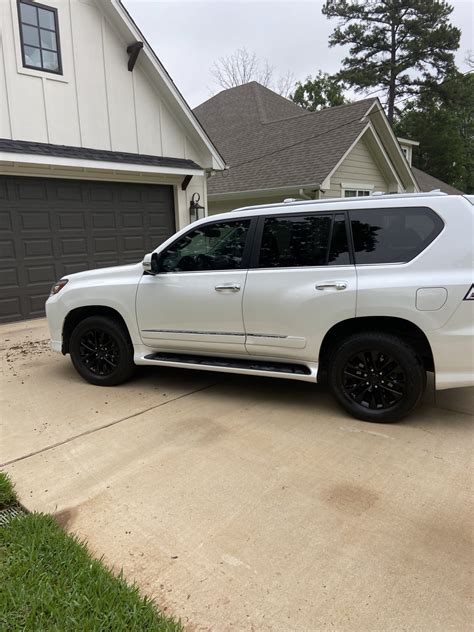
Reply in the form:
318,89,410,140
0,176,175,323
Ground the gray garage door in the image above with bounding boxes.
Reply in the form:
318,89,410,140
0,176,175,323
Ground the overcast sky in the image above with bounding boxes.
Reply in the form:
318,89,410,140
123,0,474,109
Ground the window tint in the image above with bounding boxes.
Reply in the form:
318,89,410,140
18,1,61,74
160,220,250,272
350,207,444,264
258,215,333,268
329,214,350,265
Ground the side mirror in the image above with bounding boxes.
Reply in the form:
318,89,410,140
142,252,161,275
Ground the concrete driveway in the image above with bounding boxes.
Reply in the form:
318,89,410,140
1,318,472,631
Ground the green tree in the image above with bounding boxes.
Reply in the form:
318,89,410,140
395,71,474,192
291,71,347,111
322,0,460,123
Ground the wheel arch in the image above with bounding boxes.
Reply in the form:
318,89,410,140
62,305,132,354
318,316,434,378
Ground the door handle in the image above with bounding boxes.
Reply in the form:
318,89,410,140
215,283,241,292
315,281,348,291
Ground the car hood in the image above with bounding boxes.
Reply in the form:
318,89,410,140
63,262,143,282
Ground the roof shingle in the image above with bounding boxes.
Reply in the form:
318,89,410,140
411,166,464,195
194,82,376,195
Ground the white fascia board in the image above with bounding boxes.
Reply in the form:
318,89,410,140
107,0,226,171
341,182,375,190
397,137,420,146
320,123,370,191
366,101,419,191
208,183,322,200
0,152,204,177
365,123,404,190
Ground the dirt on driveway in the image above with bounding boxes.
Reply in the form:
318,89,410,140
1,318,473,631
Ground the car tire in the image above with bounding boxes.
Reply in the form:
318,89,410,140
328,332,426,423
69,315,136,386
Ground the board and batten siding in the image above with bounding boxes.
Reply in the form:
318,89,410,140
323,136,390,198
0,0,207,164
0,0,214,226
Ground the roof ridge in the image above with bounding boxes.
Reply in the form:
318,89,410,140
260,95,379,125
250,82,307,122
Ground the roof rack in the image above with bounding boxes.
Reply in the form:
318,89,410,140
231,190,448,212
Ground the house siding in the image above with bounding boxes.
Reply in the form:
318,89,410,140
209,194,295,215
324,136,389,198
0,0,214,229
0,0,209,165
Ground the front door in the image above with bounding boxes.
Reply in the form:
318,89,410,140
136,217,254,355
243,212,357,363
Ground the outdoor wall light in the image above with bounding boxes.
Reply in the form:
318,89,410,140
189,192,205,223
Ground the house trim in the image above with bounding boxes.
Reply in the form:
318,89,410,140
107,0,226,171
208,183,323,201
0,151,204,177
341,182,375,191
365,100,418,191
320,124,370,191
365,122,404,192
9,0,70,83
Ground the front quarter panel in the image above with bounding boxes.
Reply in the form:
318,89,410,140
46,263,144,348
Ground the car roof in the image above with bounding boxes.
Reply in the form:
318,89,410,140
206,192,470,222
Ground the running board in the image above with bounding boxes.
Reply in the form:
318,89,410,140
140,352,316,382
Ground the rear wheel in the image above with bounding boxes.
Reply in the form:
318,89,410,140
328,332,426,423
69,316,135,386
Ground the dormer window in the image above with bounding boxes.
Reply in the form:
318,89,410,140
18,1,62,74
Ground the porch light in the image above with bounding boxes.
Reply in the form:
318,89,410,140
189,192,205,223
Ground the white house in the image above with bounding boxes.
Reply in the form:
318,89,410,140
0,0,225,322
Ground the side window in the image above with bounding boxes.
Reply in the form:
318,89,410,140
18,1,62,74
350,207,444,264
328,214,350,265
160,220,251,272
258,215,333,268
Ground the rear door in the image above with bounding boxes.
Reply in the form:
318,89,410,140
242,212,357,362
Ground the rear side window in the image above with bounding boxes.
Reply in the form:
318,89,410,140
350,207,444,264
258,214,350,268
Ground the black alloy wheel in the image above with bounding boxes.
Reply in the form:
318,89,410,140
79,328,120,376
342,349,406,410
69,315,136,386
329,332,426,423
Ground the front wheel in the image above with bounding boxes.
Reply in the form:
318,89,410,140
69,316,136,386
328,332,426,423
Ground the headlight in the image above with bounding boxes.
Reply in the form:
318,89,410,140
49,279,68,297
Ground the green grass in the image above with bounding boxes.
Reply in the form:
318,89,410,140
0,471,17,508
0,473,182,631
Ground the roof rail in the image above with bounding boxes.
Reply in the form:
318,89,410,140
231,190,448,212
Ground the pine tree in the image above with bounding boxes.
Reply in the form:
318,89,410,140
322,0,460,122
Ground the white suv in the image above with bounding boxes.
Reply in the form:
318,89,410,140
46,193,474,423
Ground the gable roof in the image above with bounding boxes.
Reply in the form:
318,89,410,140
100,1,226,170
412,166,464,195
194,82,376,195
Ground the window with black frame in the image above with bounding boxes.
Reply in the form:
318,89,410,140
18,0,62,74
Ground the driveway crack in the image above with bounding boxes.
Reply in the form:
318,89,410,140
1,383,217,468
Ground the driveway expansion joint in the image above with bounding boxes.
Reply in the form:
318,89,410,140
1,382,218,468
